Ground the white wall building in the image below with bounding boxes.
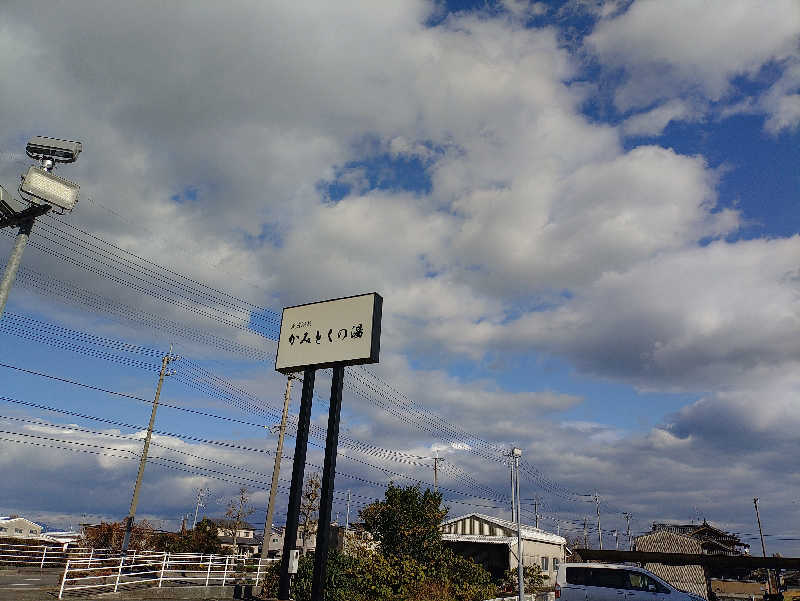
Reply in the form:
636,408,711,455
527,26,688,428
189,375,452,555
441,512,567,581
0,516,43,539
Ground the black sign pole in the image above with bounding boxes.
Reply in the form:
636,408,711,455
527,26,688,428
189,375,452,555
310,365,345,601
278,367,316,601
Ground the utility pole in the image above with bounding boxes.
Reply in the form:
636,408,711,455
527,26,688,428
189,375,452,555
260,374,294,566
510,458,516,522
533,496,539,529
595,492,602,550
192,487,210,529
122,351,174,552
623,512,632,550
433,450,445,493
345,490,351,531
613,529,619,550
754,498,772,594
512,448,524,601
343,489,351,554
583,516,588,549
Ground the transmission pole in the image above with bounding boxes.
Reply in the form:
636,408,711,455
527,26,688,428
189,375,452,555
754,498,772,594
512,448,524,601
192,487,209,529
122,351,174,552
510,460,515,522
533,496,539,529
260,374,294,566
583,516,588,549
623,512,632,550
433,450,445,493
595,492,603,549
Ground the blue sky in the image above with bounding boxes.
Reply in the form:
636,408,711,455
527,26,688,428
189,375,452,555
1,0,799,553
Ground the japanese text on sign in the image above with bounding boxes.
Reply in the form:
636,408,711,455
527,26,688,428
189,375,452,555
275,293,382,373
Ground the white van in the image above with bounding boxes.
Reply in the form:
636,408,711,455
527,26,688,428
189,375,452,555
555,563,706,601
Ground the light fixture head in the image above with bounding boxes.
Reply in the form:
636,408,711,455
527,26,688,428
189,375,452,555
26,136,82,164
0,185,13,218
19,165,80,212
512,447,522,457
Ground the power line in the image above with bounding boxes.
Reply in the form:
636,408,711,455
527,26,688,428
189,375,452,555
4,218,599,507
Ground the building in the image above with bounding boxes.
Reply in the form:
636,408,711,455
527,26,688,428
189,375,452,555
0,516,43,539
208,519,259,555
634,520,754,598
650,521,750,556
260,523,350,558
634,529,709,598
441,512,566,580
41,531,82,546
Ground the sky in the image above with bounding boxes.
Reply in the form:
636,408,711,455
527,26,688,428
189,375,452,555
0,0,799,555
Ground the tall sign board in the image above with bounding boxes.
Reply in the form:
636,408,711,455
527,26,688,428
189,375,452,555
275,293,382,373
275,293,382,601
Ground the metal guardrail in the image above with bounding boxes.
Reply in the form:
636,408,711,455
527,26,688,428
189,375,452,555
58,551,278,598
0,542,116,568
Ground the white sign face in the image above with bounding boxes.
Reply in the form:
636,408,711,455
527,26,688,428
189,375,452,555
275,293,382,373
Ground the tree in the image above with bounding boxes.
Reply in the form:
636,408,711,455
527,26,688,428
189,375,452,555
189,518,222,554
262,483,496,601
299,472,321,548
500,564,549,596
81,519,158,551
359,482,447,563
225,486,255,555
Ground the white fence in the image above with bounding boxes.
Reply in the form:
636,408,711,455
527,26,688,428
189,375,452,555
58,552,278,598
0,541,115,568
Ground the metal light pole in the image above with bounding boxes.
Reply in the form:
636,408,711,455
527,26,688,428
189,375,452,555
0,214,37,317
513,447,523,601
0,137,82,318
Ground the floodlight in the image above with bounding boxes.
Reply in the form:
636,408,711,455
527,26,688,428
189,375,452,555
26,136,82,164
0,185,12,217
19,165,80,212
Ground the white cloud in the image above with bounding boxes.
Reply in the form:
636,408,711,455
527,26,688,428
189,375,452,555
495,236,800,390
621,99,700,137
586,0,800,110
0,0,798,551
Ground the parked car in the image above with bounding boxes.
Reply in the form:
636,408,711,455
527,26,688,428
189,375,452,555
555,563,707,601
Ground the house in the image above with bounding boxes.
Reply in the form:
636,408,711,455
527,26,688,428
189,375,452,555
208,519,259,555
633,529,709,598
0,516,43,539
440,512,566,581
650,521,750,556
260,523,349,558
635,520,754,596
41,531,82,546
